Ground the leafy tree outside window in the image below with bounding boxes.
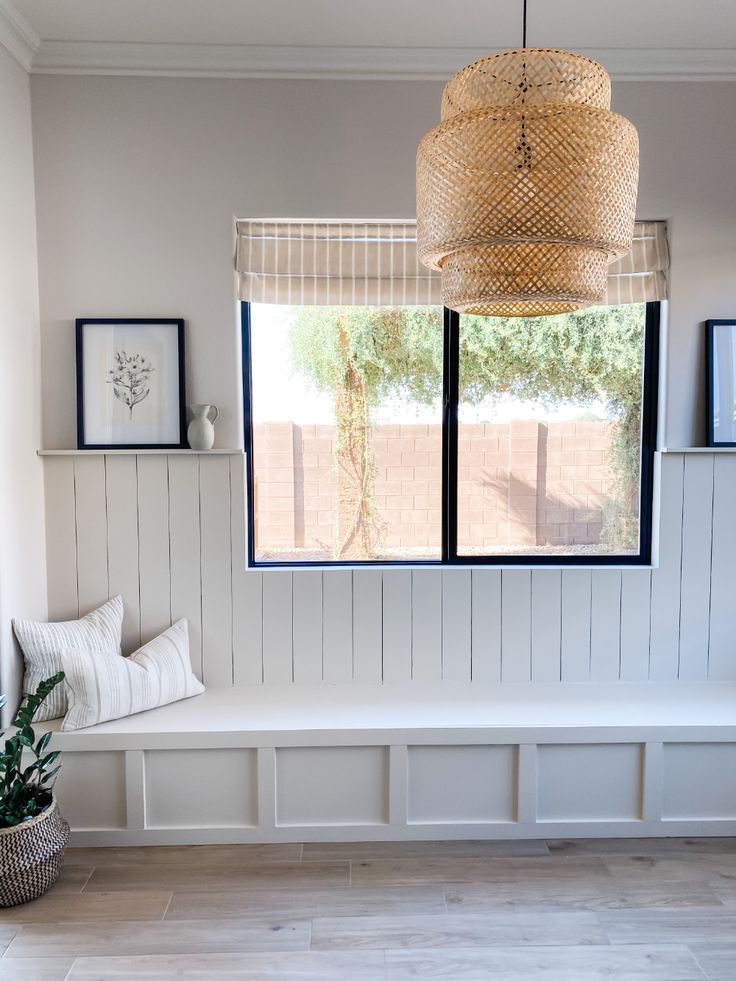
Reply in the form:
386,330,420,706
246,302,656,565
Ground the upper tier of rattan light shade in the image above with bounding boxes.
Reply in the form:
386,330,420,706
416,48,639,318
441,49,612,118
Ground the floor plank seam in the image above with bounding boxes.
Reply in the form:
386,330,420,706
160,891,174,921
75,868,94,894
79,865,96,893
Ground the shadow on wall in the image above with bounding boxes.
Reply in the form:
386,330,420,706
253,420,621,556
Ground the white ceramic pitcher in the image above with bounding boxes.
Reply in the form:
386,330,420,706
187,404,219,450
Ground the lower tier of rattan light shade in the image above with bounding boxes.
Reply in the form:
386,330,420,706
416,100,639,316
441,242,608,318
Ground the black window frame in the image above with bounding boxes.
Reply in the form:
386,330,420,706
242,300,660,569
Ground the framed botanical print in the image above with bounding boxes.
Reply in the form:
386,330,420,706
76,319,186,449
706,319,736,447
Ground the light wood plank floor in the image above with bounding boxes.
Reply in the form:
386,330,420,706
0,838,734,979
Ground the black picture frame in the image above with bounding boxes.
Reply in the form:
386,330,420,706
76,318,186,450
706,319,736,448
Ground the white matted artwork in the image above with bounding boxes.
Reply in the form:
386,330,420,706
76,319,186,448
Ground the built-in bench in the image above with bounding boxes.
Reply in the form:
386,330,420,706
40,684,736,846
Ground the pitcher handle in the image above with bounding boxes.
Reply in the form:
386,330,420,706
208,405,219,424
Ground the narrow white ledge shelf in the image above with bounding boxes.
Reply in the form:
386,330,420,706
660,447,736,453
38,448,244,456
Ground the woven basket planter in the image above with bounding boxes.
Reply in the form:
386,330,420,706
0,801,70,907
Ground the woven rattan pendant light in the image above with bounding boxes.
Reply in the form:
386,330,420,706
416,1,639,317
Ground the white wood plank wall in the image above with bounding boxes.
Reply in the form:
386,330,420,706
42,452,736,685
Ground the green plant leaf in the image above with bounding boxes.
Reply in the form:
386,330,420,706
40,765,61,787
35,731,52,755
0,674,64,829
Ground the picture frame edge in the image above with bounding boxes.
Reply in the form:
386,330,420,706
705,318,736,449
75,318,187,451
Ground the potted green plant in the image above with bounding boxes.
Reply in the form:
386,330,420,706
0,673,69,907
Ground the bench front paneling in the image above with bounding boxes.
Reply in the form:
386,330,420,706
44,729,736,845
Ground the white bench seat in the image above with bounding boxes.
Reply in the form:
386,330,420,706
37,683,736,846
40,682,736,742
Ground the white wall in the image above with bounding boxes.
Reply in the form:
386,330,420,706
613,82,736,449
31,77,440,450
0,46,48,722
21,73,736,694
29,76,736,450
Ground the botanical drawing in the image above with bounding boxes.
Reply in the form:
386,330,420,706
107,350,155,420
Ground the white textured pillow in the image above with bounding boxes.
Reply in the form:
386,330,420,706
13,596,124,721
61,619,204,731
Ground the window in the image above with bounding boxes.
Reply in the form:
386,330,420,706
243,300,659,566
236,220,666,568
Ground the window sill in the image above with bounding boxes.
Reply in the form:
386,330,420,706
660,447,736,454
247,562,656,573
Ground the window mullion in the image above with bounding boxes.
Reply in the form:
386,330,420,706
442,306,460,563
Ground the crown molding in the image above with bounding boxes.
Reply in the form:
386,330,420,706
27,42,736,81
0,0,39,71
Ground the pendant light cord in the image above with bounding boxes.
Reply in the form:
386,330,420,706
518,0,530,170
522,0,528,47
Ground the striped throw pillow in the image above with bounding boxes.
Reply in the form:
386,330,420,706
13,596,124,721
61,619,204,731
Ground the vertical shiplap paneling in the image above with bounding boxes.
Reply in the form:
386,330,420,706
382,570,412,683
40,449,731,691
104,455,141,651
442,570,472,682
231,455,263,685
44,457,79,620
199,455,234,687
168,455,203,681
136,455,171,645
262,572,293,683
470,570,502,683
291,571,323,684
73,455,109,614
411,570,442,682
709,454,736,680
590,570,622,682
501,570,532,683
649,453,685,680
353,570,383,685
561,569,591,682
619,568,652,682
322,570,353,683
678,454,714,681
531,569,562,682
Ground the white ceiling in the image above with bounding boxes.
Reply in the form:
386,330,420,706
2,0,736,78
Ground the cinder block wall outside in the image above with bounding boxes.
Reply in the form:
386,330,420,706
253,420,617,554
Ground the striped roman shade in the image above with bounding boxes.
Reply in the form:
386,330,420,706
236,220,441,305
235,219,668,308
602,221,669,305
